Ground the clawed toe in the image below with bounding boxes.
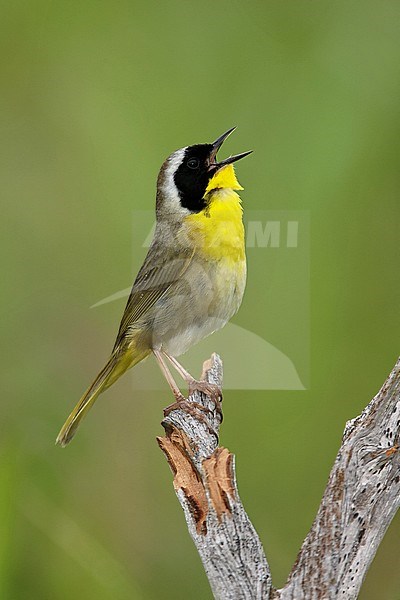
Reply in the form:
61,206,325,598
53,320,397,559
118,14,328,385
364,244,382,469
163,398,213,418
187,379,223,421
163,399,217,439
162,378,223,438
188,379,222,402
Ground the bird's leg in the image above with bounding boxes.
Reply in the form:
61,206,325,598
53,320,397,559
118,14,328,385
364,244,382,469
153,349,212,420
162,351,223,411
161,352,193,381
153,349,184,401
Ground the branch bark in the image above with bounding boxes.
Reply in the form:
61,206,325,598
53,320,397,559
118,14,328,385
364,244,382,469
157,355,400,599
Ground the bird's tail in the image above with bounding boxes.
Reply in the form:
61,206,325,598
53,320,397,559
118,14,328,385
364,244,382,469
56,348,147,447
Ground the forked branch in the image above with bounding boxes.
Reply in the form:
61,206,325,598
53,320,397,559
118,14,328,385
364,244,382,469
157,355,400,600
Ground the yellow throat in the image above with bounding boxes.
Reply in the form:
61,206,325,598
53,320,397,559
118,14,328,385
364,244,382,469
182,164,245,261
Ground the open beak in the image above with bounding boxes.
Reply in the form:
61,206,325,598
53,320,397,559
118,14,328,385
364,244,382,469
208,127,252,171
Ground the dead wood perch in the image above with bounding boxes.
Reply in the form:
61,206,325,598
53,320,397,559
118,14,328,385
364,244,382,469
157,354,400,600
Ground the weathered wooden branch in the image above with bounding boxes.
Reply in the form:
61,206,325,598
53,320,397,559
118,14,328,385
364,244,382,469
157,354,400,599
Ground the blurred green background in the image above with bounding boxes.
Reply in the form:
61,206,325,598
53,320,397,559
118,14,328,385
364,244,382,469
2,1,400,598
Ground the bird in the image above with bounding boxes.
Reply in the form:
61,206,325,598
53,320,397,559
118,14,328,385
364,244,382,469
56,127,251,447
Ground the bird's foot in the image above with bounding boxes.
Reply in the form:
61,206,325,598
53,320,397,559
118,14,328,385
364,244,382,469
188,379,222,400
188,379,223,421
163,394,213,419
163,396,219,441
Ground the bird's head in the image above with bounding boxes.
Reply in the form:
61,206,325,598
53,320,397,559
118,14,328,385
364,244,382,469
156,127,252,219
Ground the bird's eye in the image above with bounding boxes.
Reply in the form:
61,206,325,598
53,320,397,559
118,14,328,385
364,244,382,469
187,157,200,169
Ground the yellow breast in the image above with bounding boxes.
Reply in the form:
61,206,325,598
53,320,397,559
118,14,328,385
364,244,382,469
181,165,246,263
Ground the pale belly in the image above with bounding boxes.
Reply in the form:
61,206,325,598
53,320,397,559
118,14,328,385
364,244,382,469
151,256,246,357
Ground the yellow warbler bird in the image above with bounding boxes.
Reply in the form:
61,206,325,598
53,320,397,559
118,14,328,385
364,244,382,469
56,127,251,446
